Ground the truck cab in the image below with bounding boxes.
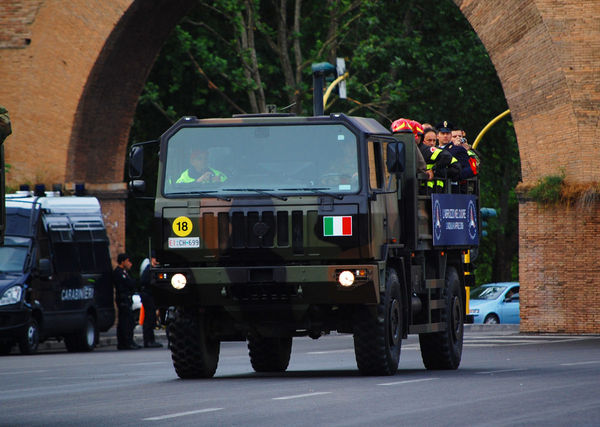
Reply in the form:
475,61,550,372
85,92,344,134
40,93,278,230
0,188,115,354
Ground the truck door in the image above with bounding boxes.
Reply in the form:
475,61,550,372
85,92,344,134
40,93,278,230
367,139,398,257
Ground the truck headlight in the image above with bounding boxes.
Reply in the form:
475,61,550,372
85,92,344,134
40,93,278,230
171,273,187,290
469,308,479,314
0,286,23,306
338,270,355,287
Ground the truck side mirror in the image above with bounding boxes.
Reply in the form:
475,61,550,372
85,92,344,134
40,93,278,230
386,141,405,173
129,145,144,179
38,258,52,278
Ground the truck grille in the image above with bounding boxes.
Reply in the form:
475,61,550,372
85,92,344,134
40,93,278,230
205,209,307,253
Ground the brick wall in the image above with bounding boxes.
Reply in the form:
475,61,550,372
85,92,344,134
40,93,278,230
519,200,600,333
0,1,43,49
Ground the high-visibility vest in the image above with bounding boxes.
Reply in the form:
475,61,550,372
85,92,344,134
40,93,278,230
176,167,227,183
425,148,458,188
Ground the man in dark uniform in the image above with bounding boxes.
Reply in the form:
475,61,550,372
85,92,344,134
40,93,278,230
139,252,162,348
437,121,474,180
418,127,460,191
113,253,140,350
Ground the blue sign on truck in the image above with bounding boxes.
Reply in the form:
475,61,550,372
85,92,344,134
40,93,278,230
432,194,479,246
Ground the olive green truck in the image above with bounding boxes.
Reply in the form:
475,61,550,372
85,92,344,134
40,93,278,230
129,112,479,378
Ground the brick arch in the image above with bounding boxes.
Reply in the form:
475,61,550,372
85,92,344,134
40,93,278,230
67,0,196,184
1,0,599,333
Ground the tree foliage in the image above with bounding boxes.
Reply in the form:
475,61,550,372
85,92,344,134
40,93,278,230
128,0,520,284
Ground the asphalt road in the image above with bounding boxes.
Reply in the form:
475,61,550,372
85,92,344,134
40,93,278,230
1,328,599,426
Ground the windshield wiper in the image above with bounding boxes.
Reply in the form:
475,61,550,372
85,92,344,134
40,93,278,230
278,187,344,200
221,188,287,201
168,190,231,201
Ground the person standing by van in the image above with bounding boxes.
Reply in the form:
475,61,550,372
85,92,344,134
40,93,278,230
113,253,140,350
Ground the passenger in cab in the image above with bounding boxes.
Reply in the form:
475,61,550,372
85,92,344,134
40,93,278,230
176,147,228,184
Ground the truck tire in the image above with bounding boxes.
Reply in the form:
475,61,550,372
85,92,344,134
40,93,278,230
419,266,463,370
168,308,220,379
19,317,40,355
65,315,97,352
247,336,292,372
353,268,402,376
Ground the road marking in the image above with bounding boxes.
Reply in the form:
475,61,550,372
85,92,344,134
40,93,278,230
307,349,354,355
143,408,223,421
273,392,332,400
475,368,528,375
378,378,439,386
122,361,166,367
560,361,600,366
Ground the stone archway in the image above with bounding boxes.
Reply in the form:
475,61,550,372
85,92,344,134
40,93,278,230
1,0,599,333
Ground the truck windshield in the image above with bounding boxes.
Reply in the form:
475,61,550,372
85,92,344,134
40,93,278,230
0,237,29,273
163,124,359,197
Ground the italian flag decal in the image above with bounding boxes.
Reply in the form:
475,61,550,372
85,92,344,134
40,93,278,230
323,216,352,236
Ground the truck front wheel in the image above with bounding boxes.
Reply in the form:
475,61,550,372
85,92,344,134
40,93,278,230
419,266,464,370
247,336,292,372
168,308,220,379
353,268,402,376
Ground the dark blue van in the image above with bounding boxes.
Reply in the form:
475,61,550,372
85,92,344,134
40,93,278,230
0,191,115,354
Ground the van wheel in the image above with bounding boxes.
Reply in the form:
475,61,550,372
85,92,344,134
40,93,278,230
419,266,463,370
168,308,220,379
247,336,292,372
353,268,402,376
65,315,97,352
19,317,40,355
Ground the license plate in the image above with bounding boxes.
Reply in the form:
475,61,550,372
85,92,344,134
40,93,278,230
168,237,200,248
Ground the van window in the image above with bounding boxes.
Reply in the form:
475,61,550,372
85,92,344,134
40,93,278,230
73,222,110,273
48,223,80,273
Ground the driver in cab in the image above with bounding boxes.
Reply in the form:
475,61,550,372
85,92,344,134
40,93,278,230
176,147,228,184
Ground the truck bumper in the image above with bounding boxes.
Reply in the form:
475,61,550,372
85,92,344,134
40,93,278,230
151,264,381,306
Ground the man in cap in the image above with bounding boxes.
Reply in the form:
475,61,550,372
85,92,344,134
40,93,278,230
437,121,474,180
113,253,141,350
436,121,454,148
419,127,460,192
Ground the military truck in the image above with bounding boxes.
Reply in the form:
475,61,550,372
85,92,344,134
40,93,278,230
0,188,115,354
129,112,479,378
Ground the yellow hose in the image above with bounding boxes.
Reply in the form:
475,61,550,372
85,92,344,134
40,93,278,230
323,72,349,109
473,109,511,149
